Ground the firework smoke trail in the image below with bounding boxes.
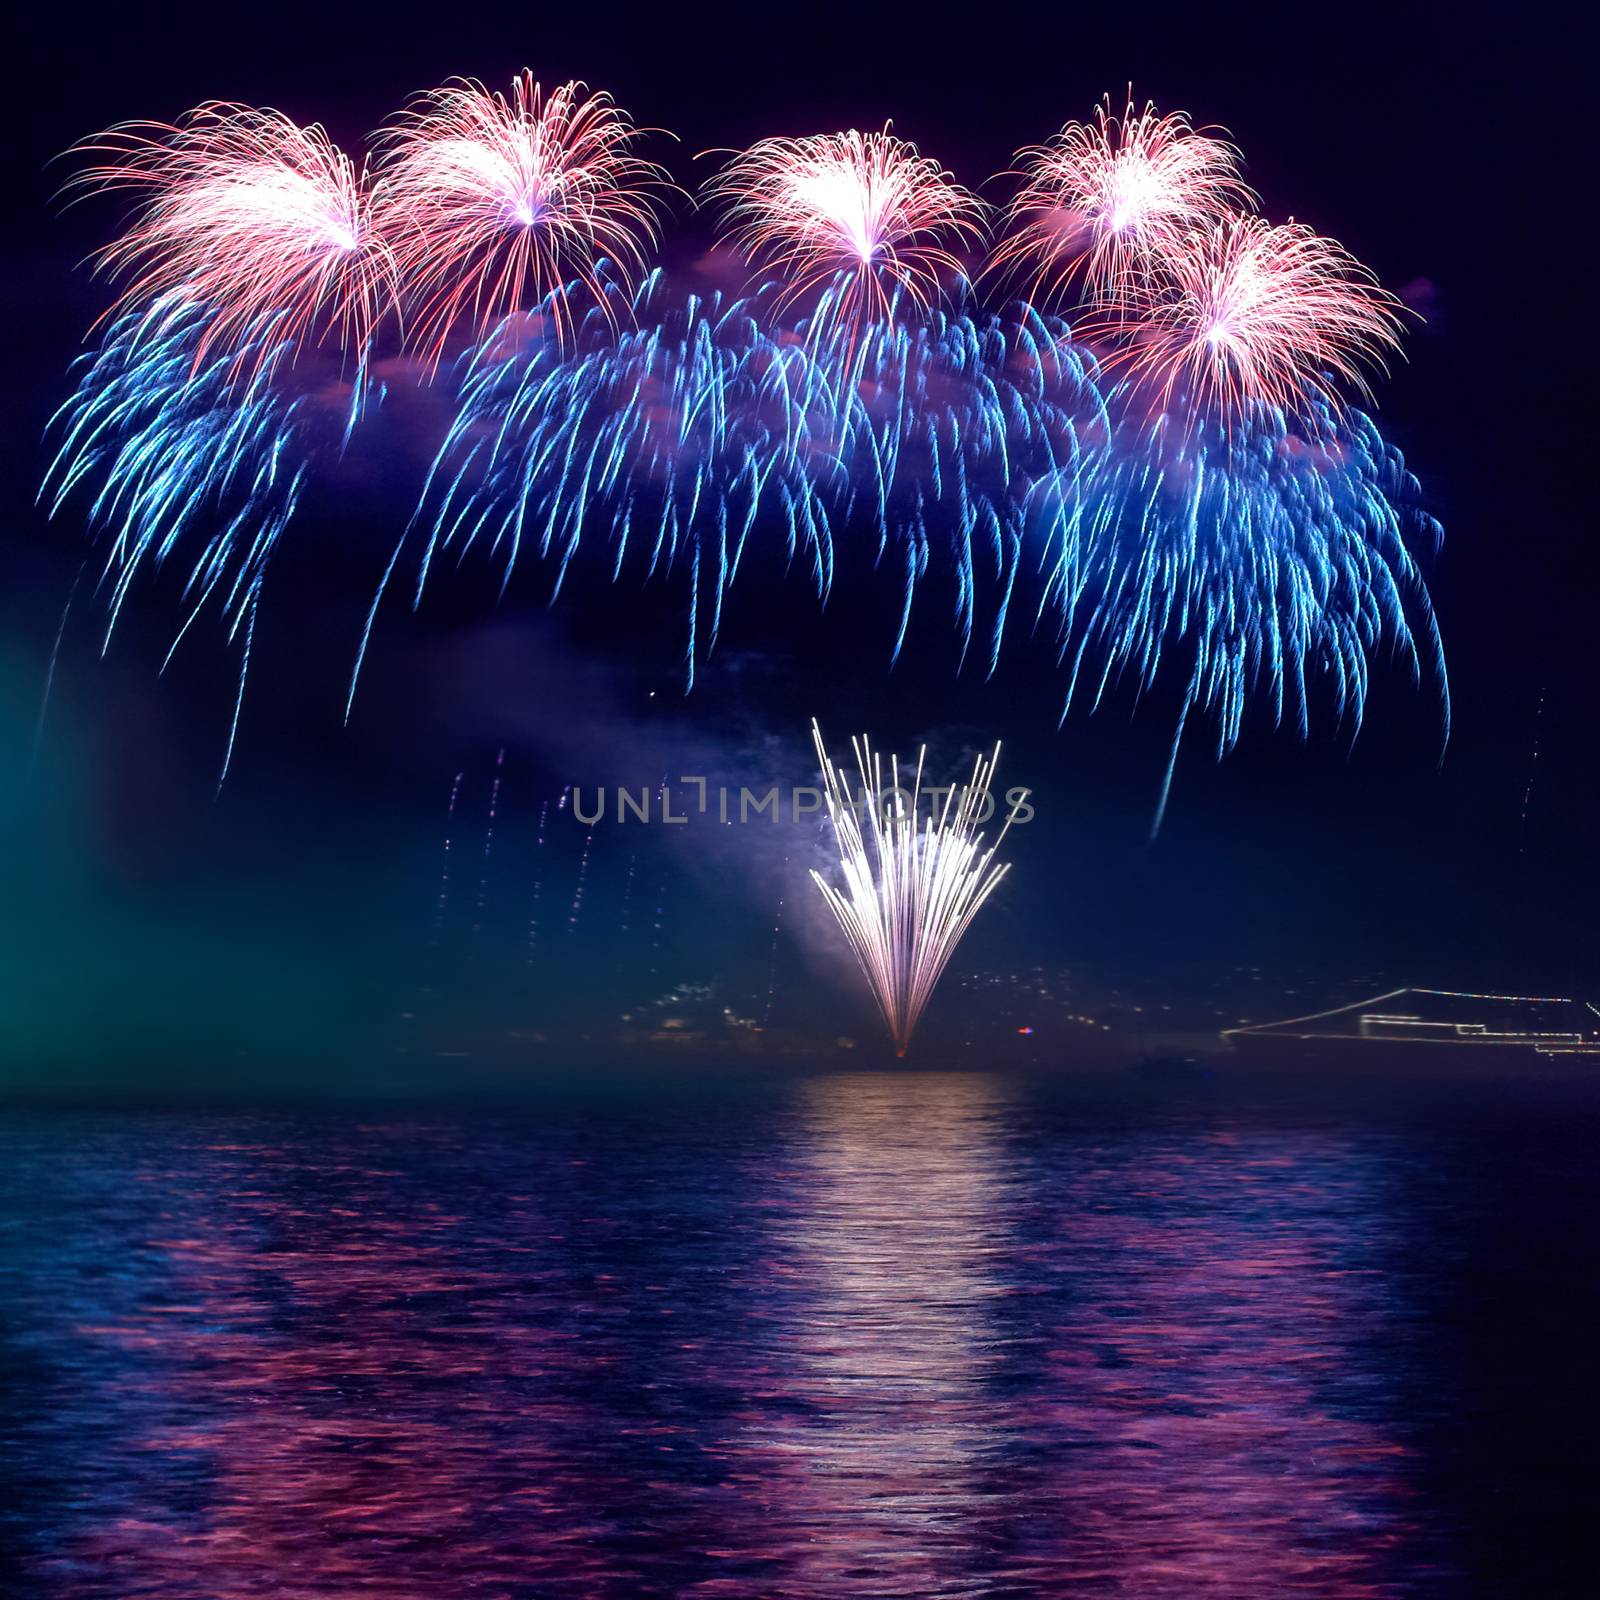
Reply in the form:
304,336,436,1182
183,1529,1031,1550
1113,217,1404,422
40,296,309,780
993,96,1252,310
68,103,398,381
809,721,1021,1056
706,127,984,347
375,73,670,368
1033,392,1448,832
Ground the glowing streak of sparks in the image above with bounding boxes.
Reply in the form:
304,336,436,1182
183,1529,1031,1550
68,102,399,380
47,92,1440,820
375,73,669,366
568,829,593,932
472,746,504,934
994,95,1252,308
809,721,1022,1055
706,127,984,341
39,295,310,782
1114,216,1404,421
527,798,548,963
432,769,464,945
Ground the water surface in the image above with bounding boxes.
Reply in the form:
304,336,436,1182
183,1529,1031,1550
2,1070,1595,1596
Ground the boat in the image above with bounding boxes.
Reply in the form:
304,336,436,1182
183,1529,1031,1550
1222,987,1600,1072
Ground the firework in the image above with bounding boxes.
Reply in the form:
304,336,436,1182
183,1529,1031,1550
808,291,1107,667
1033,393,1447,831
375,73,669,366
40,295,313,777
993,96,1252,308
68,103,397,378
1114,216,1404,420
706,128,984,340
373,270,842,703
402,270,1107,689
47,90,1443,820
810,722,1021,1055
397,273,1441,826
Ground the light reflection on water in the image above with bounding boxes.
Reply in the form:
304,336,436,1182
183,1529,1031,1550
727,1074,1018,1595
1,1072,1595,1597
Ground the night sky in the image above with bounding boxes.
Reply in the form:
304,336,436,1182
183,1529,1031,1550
6,1,1592,1090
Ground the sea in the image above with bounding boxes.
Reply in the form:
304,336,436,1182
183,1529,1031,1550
2,1065,1596,1597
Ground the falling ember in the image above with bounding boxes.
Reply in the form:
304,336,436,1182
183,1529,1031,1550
432,769,464,945
472,747,505,935
525,798,548,964
809,721,1022,1056
568,828,593,933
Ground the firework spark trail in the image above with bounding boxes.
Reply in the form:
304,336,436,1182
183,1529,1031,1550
568,829,594,933
706,127,985,346
619,850,637,939
650,869,666,978
1519,687,1545,855
375,73,669,368
472,746,505,933
1111,216,1404,421
41,298,303,638
47,90,1444,821
68,103,398,380
33,559,86,759
432,769,464,945
810,721,1021,1055
394,273,1441,830
762,861,787,1027
806,284,1108,667
40,296,312,779
993,96,1252,310
526,798,549,963
400,272,1107,687
380,270,843,694
1031,393,1448,831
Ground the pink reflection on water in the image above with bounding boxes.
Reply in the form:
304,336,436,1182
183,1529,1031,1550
712,1074,1416,1597
713,1073,1017,1596
46,1127,619,1597
21,1090,1423,1598
1010,1123,1418,1595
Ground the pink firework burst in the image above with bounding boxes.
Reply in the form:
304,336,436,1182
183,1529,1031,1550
69,102,397,376
1121,215,1405,420
993,97,1252,309
374,74,670,367
705,127,985,337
